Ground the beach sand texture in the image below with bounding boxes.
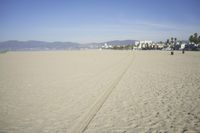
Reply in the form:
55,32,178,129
0,50,200,133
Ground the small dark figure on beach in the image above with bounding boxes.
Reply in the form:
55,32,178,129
182,49,185,54
171,51,174,55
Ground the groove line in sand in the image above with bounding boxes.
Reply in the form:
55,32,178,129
68,53,135,133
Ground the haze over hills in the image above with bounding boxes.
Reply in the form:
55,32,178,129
0,40,137,51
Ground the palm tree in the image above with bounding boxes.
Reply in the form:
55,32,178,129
170,37,174,50
194,33,198,38
194,33,198,45
171,37,174,44
166,39,169,44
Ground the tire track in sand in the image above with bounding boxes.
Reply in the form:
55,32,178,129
68,52,135,133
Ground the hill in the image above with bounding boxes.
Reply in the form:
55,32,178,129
0,40,137,51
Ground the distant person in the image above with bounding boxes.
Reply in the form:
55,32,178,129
170,46,174,55
182,49,185,54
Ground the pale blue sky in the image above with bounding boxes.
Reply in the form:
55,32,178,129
0,0,200,43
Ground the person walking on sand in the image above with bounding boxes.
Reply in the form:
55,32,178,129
182,48,185,54
171,46,174,55
170,42,174,55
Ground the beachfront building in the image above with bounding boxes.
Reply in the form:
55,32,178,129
156,42,165,49
135,40,153,49
102,43,113,49
181,43,186,49
134,41,140,49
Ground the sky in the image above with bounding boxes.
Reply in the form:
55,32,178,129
0,0,200,43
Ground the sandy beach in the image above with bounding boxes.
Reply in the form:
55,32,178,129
0,50,200,133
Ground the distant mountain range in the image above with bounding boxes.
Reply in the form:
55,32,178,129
0,40,137,51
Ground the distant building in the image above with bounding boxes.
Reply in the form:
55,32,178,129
102,43,112,49
136,40,153,49
156,43,165,49
181,43,186,49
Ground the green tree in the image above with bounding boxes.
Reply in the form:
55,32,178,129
171,37,174,44
194,33,198,38
189,35,193,43
166,39,169,44
189,33,199,45
198,36,200,44
174,38,177,44
193,33,198,44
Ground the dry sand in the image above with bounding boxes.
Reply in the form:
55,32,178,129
0,50,200,133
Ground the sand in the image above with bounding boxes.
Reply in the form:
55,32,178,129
0,50,200,133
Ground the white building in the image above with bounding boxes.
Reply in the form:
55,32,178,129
136,40,153,49
181,43,186,49
156,43,165,49
102,43,112,49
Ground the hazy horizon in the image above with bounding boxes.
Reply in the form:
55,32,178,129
1,0,200,43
